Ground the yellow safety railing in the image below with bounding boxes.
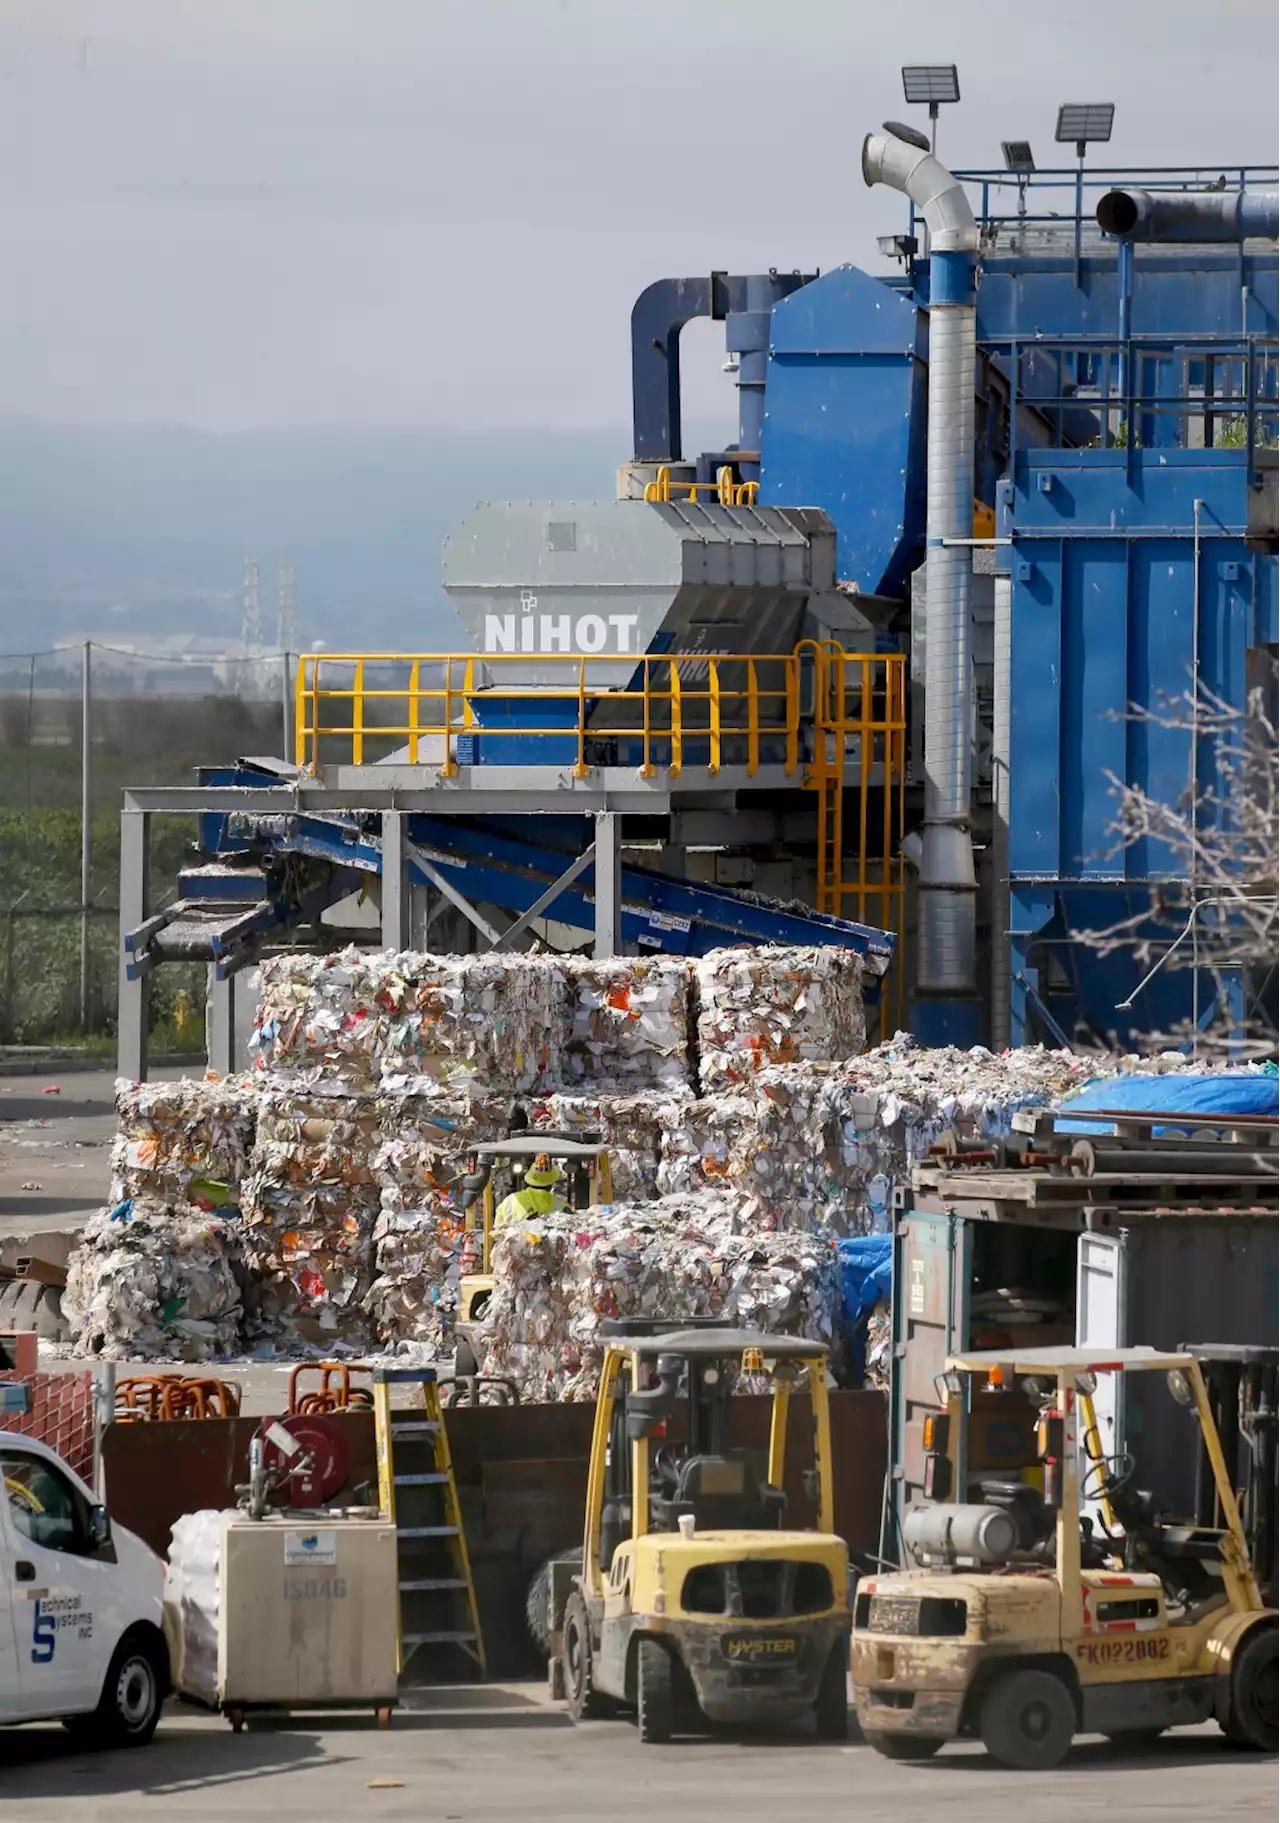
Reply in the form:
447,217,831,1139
293,641,906,956
642,464,760,507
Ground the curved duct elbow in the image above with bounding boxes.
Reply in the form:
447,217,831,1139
1097,187,1280,244
861,132,979,253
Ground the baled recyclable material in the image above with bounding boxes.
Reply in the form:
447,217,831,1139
110,1076,256,1209
656,1096,757,1197
694,946,866,1094
63,1200,246,1361
528,1092,666,1202
561,956,692,1092
475,1194,839,1401
363,1190,466,1350
251,947,562,1095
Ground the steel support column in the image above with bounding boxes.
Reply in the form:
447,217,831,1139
117,810,151,1082
594,812,622,958
206,967,237,1077
381,809,410,950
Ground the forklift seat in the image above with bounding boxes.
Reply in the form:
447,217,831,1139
653,1453,786,1534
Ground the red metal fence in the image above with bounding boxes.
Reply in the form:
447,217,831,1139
0,1369,96,1481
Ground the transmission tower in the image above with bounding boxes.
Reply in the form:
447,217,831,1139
277,559,297,652
241,556,262,652
237,556,262,696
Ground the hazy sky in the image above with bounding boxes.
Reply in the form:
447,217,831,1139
3,0,1276,432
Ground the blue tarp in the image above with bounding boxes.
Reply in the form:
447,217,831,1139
1056,1071,1278,1135
838,1235,893,1379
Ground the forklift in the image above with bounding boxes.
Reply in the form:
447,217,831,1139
851,1346,1278,1768
451,1134,612,1384
549,1318,851,1743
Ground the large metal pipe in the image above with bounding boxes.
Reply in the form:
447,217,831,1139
1097,188,1280,244
989,566,1012,1050
863,129,981,1043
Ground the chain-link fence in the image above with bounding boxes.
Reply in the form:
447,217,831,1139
0,644,290,1047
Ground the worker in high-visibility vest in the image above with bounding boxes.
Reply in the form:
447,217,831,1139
494,1153,568,1227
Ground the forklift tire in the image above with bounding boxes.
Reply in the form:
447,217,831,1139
636,1639,674,1744
864,1733,944,1761
979,1668,1076,1770
562,1592,607,1722
526,1548,583,1656
813,1645,850,1741
1223,1625,1278,1753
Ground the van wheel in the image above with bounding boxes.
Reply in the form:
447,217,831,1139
1224,1625,1278,1753
82,1632,166,1749
865,1732,944,1760
979,1669,1076,1770
814,1645,849,1741
636,1639,673,1744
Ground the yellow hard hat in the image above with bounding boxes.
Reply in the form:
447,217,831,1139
524,1151,565,1189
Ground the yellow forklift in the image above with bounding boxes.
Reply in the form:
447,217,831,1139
852,1346,1278,1768
451,1134,612,1388
551,1319,851,1743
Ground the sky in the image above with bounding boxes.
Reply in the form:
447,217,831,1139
2,0,1277,434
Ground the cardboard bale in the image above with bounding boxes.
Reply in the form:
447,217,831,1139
694,946,866,1094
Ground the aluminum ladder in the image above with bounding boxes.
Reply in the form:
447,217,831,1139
373,1365,485,1680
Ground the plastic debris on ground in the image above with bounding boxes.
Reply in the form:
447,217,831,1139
561,956,692,1092
251,947,562,1096
693,946,866,1094
63,1200,246,1361
475,1193,839,1402
110,1075,256,1210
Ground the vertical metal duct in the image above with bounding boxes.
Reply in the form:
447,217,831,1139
863,128,981,1044
990,567,1013,1049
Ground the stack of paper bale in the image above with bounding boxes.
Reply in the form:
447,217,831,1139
476,1193,838,1401
560,956,692,1092
109,1076,256,1211
528,1091,665,1202
252,947,564,1096
362,1091,507,1349
63,1201,245,1360
693,946,866,1093
655,1096,757,1198
239,1088,382,1350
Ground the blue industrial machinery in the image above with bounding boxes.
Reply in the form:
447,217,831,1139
117,125,1278,1080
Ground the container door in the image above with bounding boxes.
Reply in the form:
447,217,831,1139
1076,1230,1126,1490
890,1212,971,1553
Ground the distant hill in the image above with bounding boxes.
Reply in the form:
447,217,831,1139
0,418,726,655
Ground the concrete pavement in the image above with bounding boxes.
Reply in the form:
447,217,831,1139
0,1685,1273,1822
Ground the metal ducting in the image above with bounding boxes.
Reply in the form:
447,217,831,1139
863,128,981,1043
1097,188,1280,244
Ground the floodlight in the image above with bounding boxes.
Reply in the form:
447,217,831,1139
902,64,960,106
1055,102,1115,153
1001,140,1036,173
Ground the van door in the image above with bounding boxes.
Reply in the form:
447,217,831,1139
0,1522,19,1712
1075,1231,1126,1496
1,1446,115,1718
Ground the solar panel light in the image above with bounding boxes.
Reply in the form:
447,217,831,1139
1055,102,1115,154
1002,140,1036,173
902,64,960,107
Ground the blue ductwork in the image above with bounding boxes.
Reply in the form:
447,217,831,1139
630,271,812,465
1097,187,1280,244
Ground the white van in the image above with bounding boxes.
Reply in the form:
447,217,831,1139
1,1433,169,1745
